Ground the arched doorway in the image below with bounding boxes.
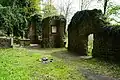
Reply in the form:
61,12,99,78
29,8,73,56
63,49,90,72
88,34,93,56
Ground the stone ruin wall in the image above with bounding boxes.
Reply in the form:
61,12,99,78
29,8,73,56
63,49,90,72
42,16,66,48
68,9,100,56
42,17,51,48
93,26,120,61
68,26,88,55
68,9,120,61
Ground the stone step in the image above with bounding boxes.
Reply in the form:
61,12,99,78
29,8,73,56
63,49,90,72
29,44,41,48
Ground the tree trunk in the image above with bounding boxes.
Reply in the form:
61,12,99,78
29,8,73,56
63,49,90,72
104,0,108,15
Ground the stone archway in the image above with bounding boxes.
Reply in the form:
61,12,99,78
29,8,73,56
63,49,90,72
68,9,103,56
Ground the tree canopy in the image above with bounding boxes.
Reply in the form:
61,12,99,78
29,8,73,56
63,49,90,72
0,0,41,37
42,1,58,18
105,1,120,24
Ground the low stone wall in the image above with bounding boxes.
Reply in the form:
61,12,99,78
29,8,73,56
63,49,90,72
20,39,30,46
0,37,13,48
13,39,20,44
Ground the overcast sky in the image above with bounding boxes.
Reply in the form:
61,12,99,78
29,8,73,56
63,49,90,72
53,0,119,14
53,0,120,11
51,0,120,24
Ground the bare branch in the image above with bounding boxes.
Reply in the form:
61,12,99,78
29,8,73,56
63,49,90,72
80,0,94,10
57,0,73,20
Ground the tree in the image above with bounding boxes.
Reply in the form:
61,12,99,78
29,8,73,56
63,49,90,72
103,0,109,15
42,0,58,18
58,0,73,22
106,4,120,24
79,0,93,10
0,5,27,37
78,0,109,14
0,0,41,37
0,0,41,17
57,0,73,33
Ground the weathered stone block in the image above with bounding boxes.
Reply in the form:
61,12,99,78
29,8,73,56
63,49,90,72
0,37,13,48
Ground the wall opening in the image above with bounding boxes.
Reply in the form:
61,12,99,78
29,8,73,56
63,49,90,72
51,26,57,34
88,34,94,56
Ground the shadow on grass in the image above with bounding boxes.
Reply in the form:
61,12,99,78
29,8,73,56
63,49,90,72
50,49,93,61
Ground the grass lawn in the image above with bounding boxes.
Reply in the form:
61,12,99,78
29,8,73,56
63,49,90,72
0,48,85,80
0,48,120,80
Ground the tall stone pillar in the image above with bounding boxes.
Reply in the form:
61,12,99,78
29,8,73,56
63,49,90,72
29,22,38,44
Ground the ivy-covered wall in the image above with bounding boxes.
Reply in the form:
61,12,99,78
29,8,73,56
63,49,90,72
93,26,120,61
68,9,120,61
68,25,88,55
68,9,102,56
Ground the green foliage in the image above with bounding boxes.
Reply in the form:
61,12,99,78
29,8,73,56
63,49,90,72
0,0,41,37
88,40,93,56
43,3,58,18
0,0,14,7
107,5,120,16
105,3,120,24
0,5,27,37
0,0,41,17
22,0,41,17
29,14,42,36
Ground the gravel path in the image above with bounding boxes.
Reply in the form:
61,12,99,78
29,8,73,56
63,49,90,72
80,68,118,80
